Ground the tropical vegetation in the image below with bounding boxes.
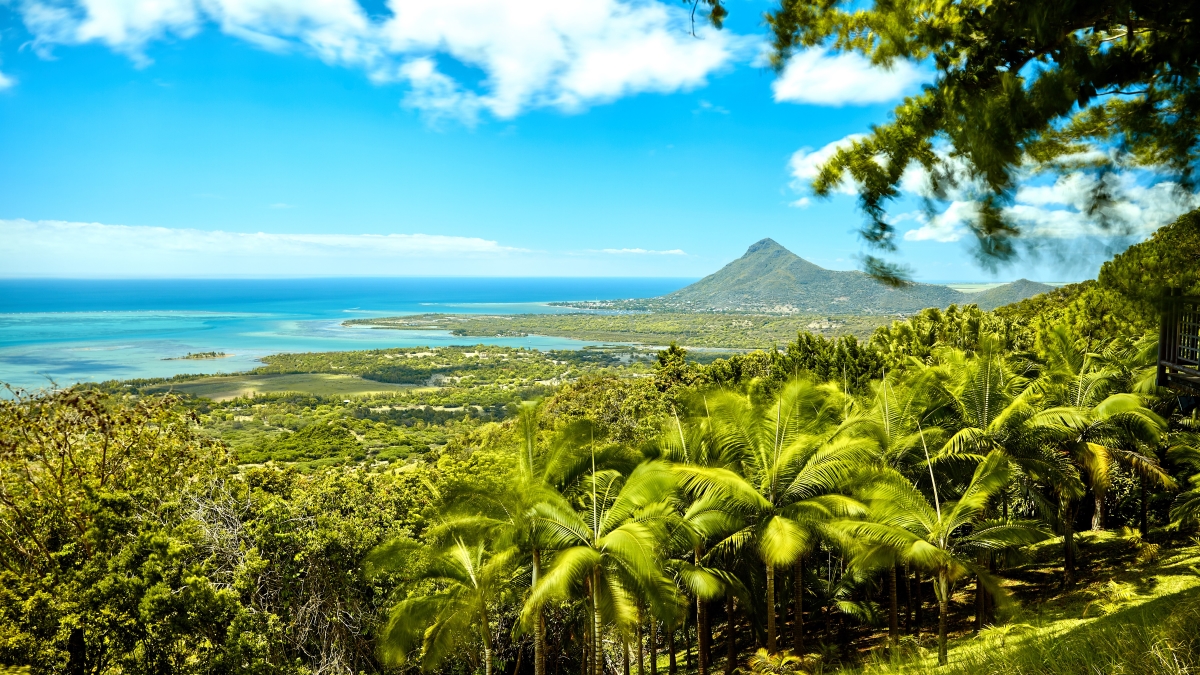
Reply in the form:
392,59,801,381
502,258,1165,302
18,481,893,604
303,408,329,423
2,210,1200,674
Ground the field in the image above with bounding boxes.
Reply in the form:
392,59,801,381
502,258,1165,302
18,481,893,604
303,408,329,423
140,373,418,400
347,312,893,348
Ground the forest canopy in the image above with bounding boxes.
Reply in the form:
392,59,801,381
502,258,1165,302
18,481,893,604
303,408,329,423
2,210,1200,675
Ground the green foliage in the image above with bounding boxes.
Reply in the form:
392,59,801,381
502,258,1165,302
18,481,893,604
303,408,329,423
766,0,1200,278
8,227,1200,674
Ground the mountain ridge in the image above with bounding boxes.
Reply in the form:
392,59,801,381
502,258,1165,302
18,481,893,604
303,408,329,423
657,238,1052,314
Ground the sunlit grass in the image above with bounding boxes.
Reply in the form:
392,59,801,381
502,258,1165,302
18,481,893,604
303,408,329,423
141,373,418,400
838,539,1200,675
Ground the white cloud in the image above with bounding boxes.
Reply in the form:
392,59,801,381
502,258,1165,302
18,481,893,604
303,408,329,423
899,173,1200,243
269,202,295,209
772,48,927,106
788,133,866,196
789,132,1200,244
0,70,13,89
0,219,713,276
901,202,976,242
0,219,528,276
17,0,746,120
599,248,686,255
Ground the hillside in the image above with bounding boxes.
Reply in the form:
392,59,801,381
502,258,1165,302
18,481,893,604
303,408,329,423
995,208,1200,338
969,278,1057,311
657,239,1050,314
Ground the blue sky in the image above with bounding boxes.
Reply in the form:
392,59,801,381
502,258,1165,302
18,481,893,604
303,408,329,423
0,0,1191,280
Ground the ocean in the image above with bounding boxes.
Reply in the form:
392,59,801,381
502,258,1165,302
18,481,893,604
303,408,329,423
0,278,692,391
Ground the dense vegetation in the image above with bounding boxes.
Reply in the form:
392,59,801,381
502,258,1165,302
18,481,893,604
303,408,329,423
2,212,1200,675
348,313,889,349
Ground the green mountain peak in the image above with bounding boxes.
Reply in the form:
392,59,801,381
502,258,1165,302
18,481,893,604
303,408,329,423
659,238,1051,314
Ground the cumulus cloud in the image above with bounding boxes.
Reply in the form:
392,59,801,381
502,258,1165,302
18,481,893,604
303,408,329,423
788,134,866,198
16,0,745,121
772,49,927,106
599,248,686,255
0,219,712,276
899,172,1200,243
787,131,1200,244
0,219,530,276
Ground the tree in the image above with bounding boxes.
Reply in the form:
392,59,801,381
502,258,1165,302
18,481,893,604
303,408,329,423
676,380,869,653
1031,327,1168,583
526,461,677,675
765,0,1200,282
435,409,606,675
373,540,516,675
836,452,1049,665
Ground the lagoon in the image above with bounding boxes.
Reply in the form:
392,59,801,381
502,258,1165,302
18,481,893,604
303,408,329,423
0,278,692,390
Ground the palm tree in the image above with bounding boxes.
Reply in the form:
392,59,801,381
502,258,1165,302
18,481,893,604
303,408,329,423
1169,418,1200,526
435,410,608,675
661,400,744,675
374,540,516,675
1032,327,1169,583
836,370,948,649
834,451,1049,666
675,379,870,653
526,460,677,675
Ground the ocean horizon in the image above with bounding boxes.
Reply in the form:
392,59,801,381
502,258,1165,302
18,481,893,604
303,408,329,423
0,277,695,391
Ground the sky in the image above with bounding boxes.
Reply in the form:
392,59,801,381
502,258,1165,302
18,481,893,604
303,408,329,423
0,0,1195,281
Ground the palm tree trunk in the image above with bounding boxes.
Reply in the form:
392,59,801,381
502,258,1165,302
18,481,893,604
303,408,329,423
623,641,630,675
1139,479,1149,536
1063,502,1076,587
684,610,692,674
480,605,495,675
913,572,922,637
936,574,949,667
1091,489,1105,531
593,571,604,675
696,546,709,675
649,618,658,675
766,562,776,652
724,594,737,675
903,564,912,633
888,563,899,653
637,613,645,675
973,573,985,632
668,624,677,675
534,548,545,675
792,558,804,654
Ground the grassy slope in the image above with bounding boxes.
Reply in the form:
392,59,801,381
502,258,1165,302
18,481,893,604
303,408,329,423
140,373,417,400
842,533,1200,675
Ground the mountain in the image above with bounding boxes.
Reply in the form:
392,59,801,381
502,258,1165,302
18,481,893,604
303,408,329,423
658,239,1052,314
968,278,1056,311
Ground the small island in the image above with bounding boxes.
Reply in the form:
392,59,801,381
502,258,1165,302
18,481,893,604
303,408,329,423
164,351,229,361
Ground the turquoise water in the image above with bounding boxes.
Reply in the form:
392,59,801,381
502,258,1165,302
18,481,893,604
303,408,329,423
0,278,691,390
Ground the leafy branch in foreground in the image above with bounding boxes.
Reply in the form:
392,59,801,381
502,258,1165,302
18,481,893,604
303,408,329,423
766,0,1200,282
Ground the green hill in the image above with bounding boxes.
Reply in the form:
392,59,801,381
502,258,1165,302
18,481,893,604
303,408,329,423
969,278,1057,311
995,208,1200,338
659,238,1050,314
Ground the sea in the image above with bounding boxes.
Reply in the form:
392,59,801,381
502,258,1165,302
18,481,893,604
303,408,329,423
0,278,693,391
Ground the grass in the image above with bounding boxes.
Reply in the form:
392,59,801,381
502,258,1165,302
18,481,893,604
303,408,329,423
837,533,1200,675
140,373,418,400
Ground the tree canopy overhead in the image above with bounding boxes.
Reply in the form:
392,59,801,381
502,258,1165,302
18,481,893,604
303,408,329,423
760,0,1200,283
